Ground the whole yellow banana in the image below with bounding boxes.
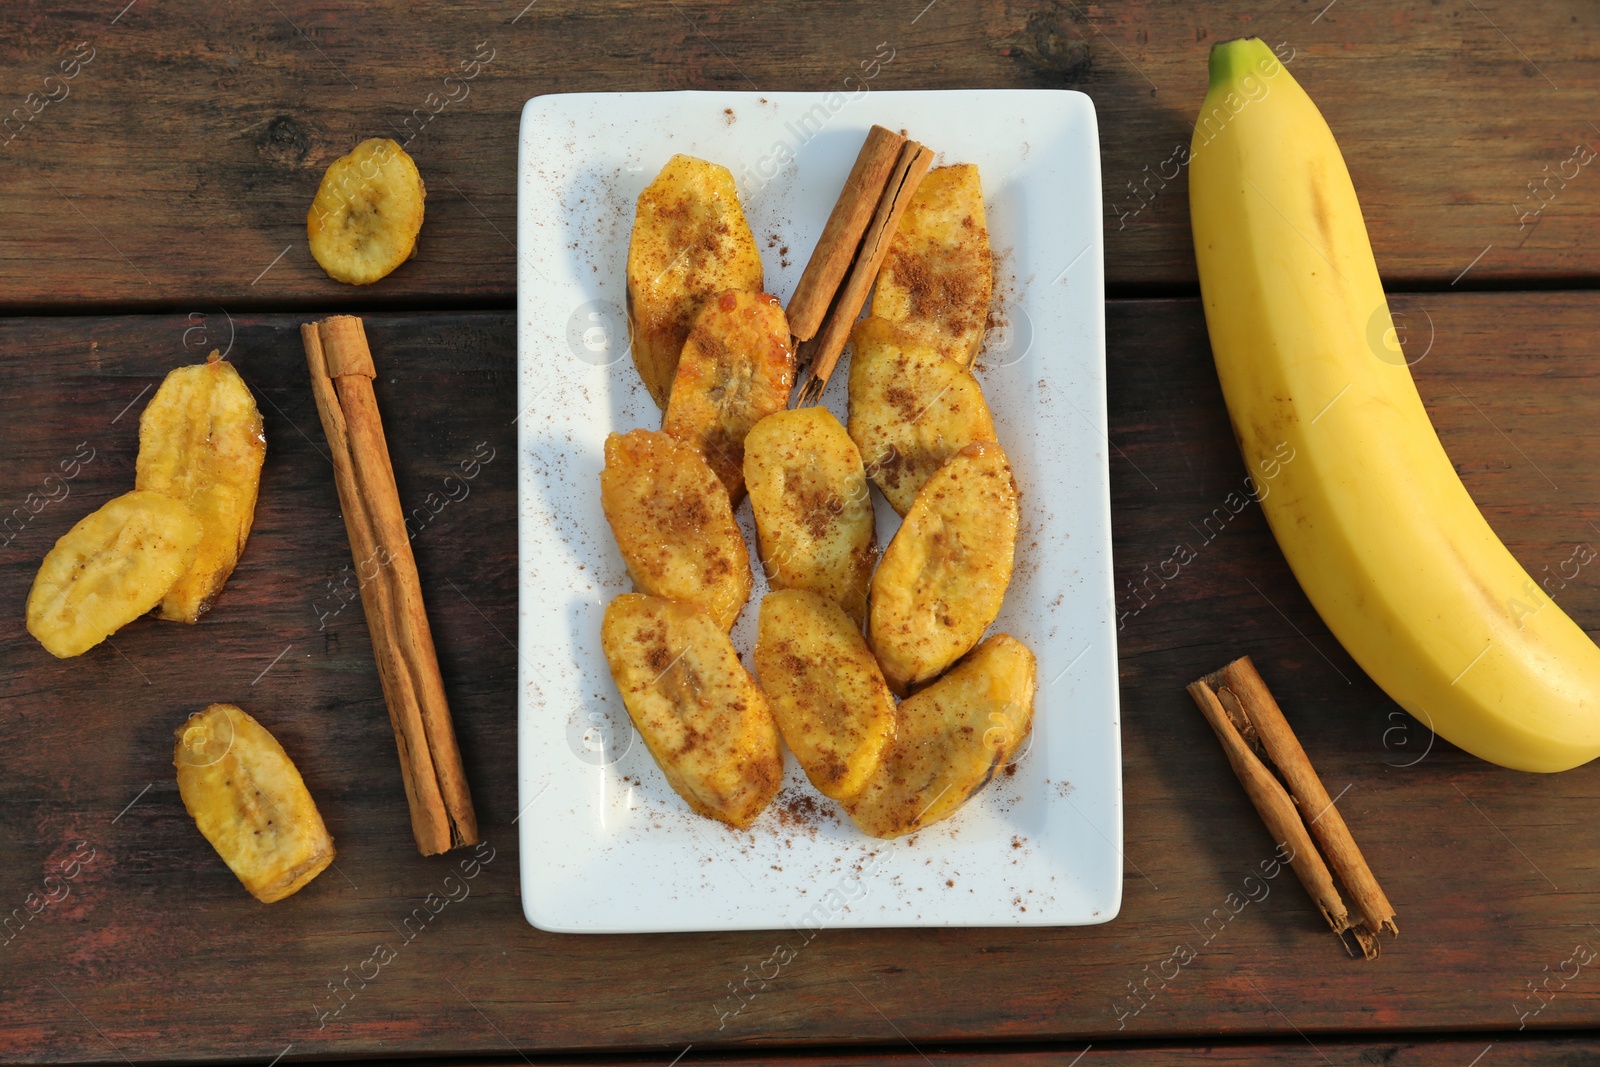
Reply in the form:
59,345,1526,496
1189,37,1600,772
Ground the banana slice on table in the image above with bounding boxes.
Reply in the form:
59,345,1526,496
175,703,335,903
136,353,266,623
26,489,203,658
307,137,426,285
846,634,1037,839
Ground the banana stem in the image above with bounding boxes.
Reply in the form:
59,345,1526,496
1208,36,1274,89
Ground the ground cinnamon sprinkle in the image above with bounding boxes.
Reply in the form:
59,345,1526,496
799,489,841,540
892,248,981,332
892,253,936,314
883,383,916,420
772,792,831,837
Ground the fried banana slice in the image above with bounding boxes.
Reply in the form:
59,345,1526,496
174,703,335,903
135,353,267,623
601,594,783,829
848,316,996,516
744,407,876,625
662,289,794,500
846,634,1036,839
754,590,895,802
870,163,993,369
600,430,751,629
26,489,203,658
307,137,426,285
626,154,764,408
869,441,1019,694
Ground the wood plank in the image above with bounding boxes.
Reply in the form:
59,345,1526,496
3,296,1600,1062
0,1,1596,309
395,1037,1600,1067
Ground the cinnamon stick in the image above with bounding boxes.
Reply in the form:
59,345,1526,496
1187,680,1353,939
302,315,479,856
1206,657,1399,940
787,124,907,342
794,138,935,407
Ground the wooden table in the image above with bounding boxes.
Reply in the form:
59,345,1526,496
3,2,1599,1063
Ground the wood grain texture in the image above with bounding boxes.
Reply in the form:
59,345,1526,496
398,1038,1600,1067
0,1,1596,309
3,295,1600,1061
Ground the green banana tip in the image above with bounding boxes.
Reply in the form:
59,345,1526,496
1208,36,1276,88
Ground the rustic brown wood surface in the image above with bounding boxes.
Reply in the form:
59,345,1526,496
389,1040,1600,1067
4,0,1600,1061
0,1,1596,310
3,296,1600,1063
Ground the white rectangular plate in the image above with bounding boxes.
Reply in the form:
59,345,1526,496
516,90,1120,933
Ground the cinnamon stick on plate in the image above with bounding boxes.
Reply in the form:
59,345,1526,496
787,124,906,342
791,133,936,407
302,315,479,856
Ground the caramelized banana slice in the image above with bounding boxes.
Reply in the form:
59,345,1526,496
870,164,993,368
744,407,876,625
600,429,751,630
601,594,782,829
307,137,426,285
662,290,794,500
754,590,895,802
869,441,1019,693
848,316,996,515
174,703,335,903
626,155,764,408
135,353,267,623
846,634,1036,839
26,489,203,658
